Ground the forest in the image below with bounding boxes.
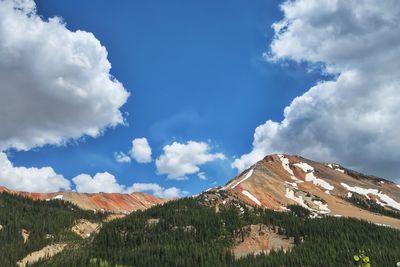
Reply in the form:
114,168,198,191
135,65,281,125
0,192,106,266
28,192,400,267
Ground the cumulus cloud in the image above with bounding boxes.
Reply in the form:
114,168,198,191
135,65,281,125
114,152,131,163
72,172,188,198
72,172,126,193
0,0,129,151
127,183,188,198
234,0,400,180
130,138,152,163
156,141,225,180
0,152,70,192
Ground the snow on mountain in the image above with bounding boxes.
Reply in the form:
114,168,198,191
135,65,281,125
241,190,261,206
221,154,400,229
327,163,345,173
294,162,334,191
341,182,400,211
226,168,254,189
278,154,300,182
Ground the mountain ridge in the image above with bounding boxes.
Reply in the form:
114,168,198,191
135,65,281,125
219,154,400,229
0,186,167,214
1,153,400,227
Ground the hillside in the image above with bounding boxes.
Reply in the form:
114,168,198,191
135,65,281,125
0,192,106,267
222,154,400,229
31,195,400,267
0,187,167,214
1,154,400,266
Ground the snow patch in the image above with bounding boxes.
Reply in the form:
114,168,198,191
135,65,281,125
285,188,308,209
230,169,254,189
53,195,63,200
241,190,261,206
341,183,400,211
285,188,330,214
397,184,400,189
285,181,298,187
294,162,334,191
327,163,344,173
278,154,300,181
336,168,345,173
278,154,294,175
313,200,330,214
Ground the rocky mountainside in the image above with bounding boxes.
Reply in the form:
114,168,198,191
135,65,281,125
27,196,400,266
220,154,400,229
0,186,166,214
2,155,400,266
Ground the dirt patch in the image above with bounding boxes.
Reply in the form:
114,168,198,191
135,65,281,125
147,218,160,226
104,213,126,222
71,219,100,238
21,229,29,243
16,243,67,267
231,224,294,259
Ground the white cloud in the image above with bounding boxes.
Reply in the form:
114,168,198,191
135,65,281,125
127,183,188,198
0,0,129,151
198,172,207,180
0,152,70,193
156,141,225,179
72,172,126,193
234,0,400,180
114,152,131,163
72,172,188,198
130,138,152,163
0,152,188,197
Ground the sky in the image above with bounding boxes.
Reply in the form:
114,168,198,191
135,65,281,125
0,0,400,197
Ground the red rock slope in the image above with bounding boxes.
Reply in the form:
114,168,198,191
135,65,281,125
221,154,400,229
0,186,166,214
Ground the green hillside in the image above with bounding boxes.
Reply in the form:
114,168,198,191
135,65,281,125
0,192,106,267
31,193,400,267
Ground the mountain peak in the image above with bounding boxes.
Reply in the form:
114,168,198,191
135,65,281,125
223,154,400,229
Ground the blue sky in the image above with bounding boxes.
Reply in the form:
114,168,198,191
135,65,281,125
1,0,399,196
6,0,322,195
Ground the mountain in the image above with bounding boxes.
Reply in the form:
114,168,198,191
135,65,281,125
221,154,400,229
0,186,166,214
2,154,400,266
28,195,400,267
0,155,400,267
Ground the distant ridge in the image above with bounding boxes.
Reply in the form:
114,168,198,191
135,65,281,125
0,186,167,214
